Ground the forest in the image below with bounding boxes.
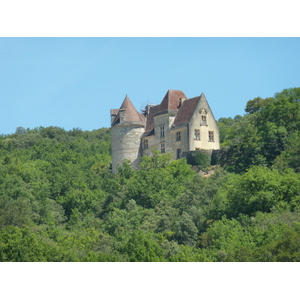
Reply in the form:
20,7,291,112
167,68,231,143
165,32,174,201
0,87,300,262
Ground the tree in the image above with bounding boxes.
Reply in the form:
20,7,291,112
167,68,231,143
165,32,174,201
121,230,165,262
173,212,198,246
218,118,266,173
254,225,300,262
186,151,211,170
212,166,300,218
245,97,274,114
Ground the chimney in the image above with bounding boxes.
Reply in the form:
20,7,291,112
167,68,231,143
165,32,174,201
178,98,186,108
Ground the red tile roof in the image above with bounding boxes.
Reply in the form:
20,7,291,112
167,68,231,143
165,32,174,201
120,95,144,122
159,89,187,112
112,95,145,125
173,96,200,126
144,90,188,135
112,91,210,135
144,104,161,133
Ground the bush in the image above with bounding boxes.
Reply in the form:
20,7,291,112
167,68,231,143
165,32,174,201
185,151,211,170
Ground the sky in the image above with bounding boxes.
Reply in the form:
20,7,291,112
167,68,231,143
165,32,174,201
0,1,299,296
1,37,300,135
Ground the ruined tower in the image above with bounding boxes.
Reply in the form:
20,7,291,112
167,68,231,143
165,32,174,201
110,95,145,173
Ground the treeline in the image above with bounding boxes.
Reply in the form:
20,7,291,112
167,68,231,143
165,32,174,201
0,87,300,261
218,87,300,173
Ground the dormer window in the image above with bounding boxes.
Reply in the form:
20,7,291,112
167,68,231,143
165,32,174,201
119,110,126,123
201,115,207,126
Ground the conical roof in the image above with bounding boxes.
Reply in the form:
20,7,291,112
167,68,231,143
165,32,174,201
120,95,143,122
112,95,144,125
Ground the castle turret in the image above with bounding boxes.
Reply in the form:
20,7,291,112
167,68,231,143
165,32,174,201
110,95,145,173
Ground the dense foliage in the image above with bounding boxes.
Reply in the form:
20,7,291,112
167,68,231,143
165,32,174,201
1,87,300,261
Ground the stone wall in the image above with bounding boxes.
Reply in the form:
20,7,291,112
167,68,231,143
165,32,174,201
111,123,145,173
170,125,189,159
142,113,190,160
188,98,220,151
112,93,220,170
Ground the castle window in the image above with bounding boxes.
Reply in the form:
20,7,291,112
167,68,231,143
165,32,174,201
176,131,181,141
161,143,166,153
208,131,214,142
160,126,165,138
177,149,181,159
201,115,207,126
194,129,200,140
143,139,148,149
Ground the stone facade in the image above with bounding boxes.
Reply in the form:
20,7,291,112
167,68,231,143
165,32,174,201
110,90,220,172
111,122,144,172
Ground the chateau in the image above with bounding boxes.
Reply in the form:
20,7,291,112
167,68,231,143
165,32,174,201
110,89,220,172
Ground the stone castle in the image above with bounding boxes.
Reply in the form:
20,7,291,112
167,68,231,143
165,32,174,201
110,89,220,172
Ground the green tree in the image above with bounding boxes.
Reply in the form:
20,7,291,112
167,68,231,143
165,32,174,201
121,230,165,262
212,166,300,218
245,96,274,114
173,212,198,246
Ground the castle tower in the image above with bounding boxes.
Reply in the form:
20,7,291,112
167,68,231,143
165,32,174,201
110,95,145,173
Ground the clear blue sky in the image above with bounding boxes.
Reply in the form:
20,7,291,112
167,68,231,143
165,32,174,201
1,37,300,135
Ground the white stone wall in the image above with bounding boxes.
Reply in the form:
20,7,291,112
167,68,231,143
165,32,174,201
142,114,190,160
142,135,158,156
142,113,178,158
138,97,220,166
154,113,172,153
111,124,145,172
189,100,220,150
170,127,189,159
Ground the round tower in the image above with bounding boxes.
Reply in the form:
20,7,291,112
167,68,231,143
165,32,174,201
110,95,145,173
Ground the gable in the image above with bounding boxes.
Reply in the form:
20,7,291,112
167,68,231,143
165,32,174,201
188,93,218,127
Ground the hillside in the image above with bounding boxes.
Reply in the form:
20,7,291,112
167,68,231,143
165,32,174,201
1,87,300,262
